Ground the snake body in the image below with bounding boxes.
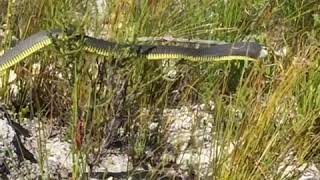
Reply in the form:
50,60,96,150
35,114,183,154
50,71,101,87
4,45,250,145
0,30,265,72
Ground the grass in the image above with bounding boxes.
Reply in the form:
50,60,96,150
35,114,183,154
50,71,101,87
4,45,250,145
0,0,319,179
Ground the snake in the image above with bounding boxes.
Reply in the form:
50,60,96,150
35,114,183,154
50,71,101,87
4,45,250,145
0,30,267,72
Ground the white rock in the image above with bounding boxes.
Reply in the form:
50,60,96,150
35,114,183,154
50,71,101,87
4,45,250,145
299,164,320,180
46,138,73,170
100,153,130,172
0,115,15,145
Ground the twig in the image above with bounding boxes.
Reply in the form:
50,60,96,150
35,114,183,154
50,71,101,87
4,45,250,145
137,36,227,46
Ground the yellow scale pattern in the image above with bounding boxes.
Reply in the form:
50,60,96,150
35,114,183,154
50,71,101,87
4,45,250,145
80,47,258,62
83,46,111,57
146,54,257,62
83,47,257,62
0,38,52,72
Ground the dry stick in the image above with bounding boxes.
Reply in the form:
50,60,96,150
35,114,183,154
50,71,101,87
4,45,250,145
137,36,227,47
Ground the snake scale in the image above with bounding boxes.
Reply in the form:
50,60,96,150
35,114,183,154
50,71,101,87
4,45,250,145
0,30,266,72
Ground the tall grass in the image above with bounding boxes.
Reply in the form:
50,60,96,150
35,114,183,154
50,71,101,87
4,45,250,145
0,0,319,179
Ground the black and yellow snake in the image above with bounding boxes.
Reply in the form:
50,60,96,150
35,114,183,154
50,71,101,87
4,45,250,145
0,30,267,72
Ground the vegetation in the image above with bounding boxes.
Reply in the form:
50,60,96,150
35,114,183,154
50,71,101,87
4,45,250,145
0,0,319,179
